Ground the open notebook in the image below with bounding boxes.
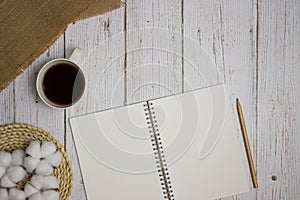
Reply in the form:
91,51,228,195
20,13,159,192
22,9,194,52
69,84,250,200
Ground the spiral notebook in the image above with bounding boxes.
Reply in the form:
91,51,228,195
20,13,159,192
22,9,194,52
69,84,250,200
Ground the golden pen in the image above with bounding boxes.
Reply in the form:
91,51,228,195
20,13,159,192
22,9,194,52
236,98,259,189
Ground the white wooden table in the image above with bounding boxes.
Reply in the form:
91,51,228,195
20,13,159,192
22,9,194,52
0,0,299,199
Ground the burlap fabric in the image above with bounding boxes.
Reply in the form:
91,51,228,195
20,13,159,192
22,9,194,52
0,0,122,92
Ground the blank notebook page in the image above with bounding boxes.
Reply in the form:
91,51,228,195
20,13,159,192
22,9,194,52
70,84,251,200
70,102,164,200
152,84,250,199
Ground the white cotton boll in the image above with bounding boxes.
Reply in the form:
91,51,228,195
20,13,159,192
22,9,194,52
12,149,25,166
29,175,44,190
0,189,8,200
9,188,26,200
24,157,40,172
0,175,16,188
46,150,62,167
0,166,5,178
26,141,41,158
35,160,53,175
41,142,57,158
42,190,59,200
0,151,12,168
24,183,40,198
43,175,59,190
28,192,43,200
6,166,26,183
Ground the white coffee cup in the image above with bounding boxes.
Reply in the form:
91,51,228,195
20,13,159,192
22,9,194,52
36,48,86,109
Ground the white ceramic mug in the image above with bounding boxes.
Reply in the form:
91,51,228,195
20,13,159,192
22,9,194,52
36,48,86,109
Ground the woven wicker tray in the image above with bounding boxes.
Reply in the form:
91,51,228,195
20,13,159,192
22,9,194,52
0,124,73,200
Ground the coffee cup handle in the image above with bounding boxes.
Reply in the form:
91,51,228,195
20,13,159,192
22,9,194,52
69,48,83,65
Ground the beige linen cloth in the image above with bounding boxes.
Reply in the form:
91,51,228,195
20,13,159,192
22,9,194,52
0,0,122,92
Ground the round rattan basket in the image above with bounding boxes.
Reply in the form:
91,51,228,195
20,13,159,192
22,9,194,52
0,124,72,200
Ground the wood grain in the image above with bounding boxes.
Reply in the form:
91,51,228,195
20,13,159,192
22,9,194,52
257,0,300,199
0,0,299,199
14,36,65,143
217,1,258,199
0,84,14,125
64,7,125,200
126,2,182,199
184,1,257,200
183,0,223,90
126,0,183,103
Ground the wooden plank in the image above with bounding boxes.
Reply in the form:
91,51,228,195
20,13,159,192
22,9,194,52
125,0,182,198
184,1,258,200
65,7,125,200
14,36,65,143
0,83,15,125
217,1,258,199
0,2,297,200
183,0,225,91
126,0,183,103
257,0,300,199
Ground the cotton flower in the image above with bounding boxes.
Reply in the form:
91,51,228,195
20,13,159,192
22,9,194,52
12,149,25,166
25,175,59,200
0,142,62,200
0,166,5,179
8,188,26,200
0,175,16,188
41,190,59,200
26,141,42,159
23,157,40,173
41,142,57,158
0,150,26,188
0,151,12,168
45,151,62,167
28,189,59,200
1,166,27,188
28,174,44,190
24,182,40,197
24,141,62,176
0,188,8,200
43,176,59,190
28,193,42,200
6,166,27,183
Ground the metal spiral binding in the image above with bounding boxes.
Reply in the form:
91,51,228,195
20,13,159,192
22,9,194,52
144,101,174,200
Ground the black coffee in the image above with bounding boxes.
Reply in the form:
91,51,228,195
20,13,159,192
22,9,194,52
42,63,85,106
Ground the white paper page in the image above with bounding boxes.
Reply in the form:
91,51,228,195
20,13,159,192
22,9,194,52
151,84,250,200
70,102,164,200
